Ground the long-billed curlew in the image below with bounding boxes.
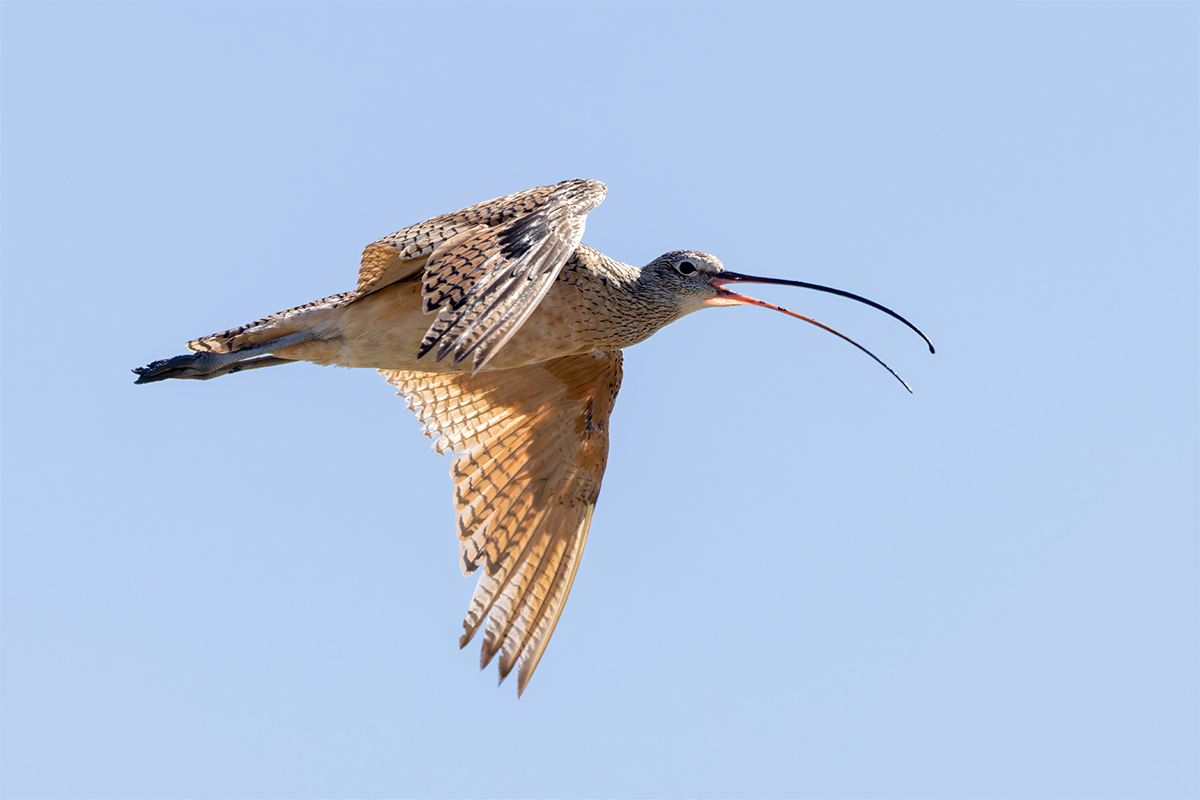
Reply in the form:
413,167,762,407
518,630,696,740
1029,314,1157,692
134,179,934,695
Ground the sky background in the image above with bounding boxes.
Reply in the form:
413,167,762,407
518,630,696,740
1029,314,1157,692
2,3,1197,799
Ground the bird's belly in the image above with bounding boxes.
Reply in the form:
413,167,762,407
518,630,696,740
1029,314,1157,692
279,278,594,373
485,295,595,368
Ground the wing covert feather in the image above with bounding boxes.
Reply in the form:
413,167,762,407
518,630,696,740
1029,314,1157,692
416,179,606,372
355,180,601,298
354,179,605,359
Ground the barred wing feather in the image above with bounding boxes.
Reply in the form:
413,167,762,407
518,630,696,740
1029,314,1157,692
356,179,603,299
382,351,623,695
417,180,605,371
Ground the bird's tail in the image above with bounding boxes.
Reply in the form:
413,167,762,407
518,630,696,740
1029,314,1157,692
185,290,354,354
133,290,352,384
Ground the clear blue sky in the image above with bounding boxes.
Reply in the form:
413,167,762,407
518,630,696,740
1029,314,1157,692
2,3,1197,798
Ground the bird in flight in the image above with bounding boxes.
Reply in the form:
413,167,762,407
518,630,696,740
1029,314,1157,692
134,179,934,695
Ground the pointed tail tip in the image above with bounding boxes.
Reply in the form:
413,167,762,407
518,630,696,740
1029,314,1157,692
131,363,166,385
130,354,198,384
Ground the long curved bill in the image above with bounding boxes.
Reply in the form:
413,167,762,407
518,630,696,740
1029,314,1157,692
707,271,935,393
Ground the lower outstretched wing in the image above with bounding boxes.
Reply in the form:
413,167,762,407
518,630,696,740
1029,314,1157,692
382,351,624,695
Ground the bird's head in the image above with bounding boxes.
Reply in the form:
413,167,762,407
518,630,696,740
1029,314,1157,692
643,250,728,306
643,249,936,391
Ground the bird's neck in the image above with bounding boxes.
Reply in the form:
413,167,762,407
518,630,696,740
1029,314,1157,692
562,245,685,351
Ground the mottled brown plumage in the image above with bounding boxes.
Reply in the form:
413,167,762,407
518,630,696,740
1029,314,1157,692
134,179,933,694
385,352,621,693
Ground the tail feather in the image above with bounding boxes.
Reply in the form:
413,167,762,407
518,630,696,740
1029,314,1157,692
134,329,318,384
133,354,294,384
187,290,353,354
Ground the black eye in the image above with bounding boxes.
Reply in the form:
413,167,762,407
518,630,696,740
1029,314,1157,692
677,261,696,275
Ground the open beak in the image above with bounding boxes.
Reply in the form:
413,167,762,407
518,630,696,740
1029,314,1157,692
707,271,935,392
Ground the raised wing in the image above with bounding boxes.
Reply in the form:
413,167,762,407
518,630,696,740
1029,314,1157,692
382,351,623,695
187,179,605,359
356,179,603,299
415,179,606,372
